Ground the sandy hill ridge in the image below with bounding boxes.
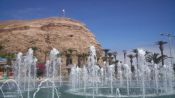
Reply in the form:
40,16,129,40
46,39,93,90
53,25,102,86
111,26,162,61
0,17,102,63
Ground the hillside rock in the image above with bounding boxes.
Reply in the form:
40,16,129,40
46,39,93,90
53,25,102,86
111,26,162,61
0,17,102,64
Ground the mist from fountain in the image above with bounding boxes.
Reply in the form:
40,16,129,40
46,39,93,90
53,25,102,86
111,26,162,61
0,46,174,98
0,79,23,98
39,48,61,98
0,48,62,98
12,48,38,98
33,79,59,98
69,47,175,98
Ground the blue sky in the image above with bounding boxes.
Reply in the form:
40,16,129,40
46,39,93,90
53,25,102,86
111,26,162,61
0,0,175,51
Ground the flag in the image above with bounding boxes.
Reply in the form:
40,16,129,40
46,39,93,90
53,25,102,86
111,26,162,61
62,9,65,13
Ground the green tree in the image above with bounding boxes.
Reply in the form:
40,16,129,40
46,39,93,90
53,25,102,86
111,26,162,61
77,53,82,67
64,48,77,74
123,50,127,64
31,46,38,56
0,44,4,56
0,45,3,51
127,54,135,73
81,53,88,65
6,52,16,65
145,52,168,64
133,49,138,69
103,49,110,64
108,52,113,65
112,51,117,63
156,41,167,66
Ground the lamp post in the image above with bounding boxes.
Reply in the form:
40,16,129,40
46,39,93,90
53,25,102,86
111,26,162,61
160,33,175,66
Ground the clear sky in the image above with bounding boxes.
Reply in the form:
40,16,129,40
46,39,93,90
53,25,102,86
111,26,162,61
0,0,175,51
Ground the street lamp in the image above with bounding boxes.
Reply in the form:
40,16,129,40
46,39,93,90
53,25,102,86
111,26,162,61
160,33,175,66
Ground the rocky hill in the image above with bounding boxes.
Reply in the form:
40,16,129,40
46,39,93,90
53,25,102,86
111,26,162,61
0,17,102,64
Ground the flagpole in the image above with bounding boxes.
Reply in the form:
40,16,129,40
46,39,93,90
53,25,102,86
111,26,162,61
62,9,65,17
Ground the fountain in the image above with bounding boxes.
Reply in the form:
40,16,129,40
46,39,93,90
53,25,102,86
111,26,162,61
0,48,61,98
0,79,23,98
0,46,175,98
68,47,175,98
33,79,60,98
